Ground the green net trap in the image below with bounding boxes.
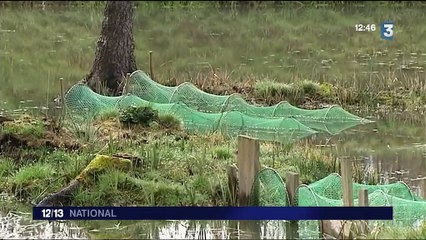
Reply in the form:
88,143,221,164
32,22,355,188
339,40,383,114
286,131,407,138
249,168,289,206
126,70,373,135
300,173,415,202
249,170,426,229
64,69,372,142
64,83,317,144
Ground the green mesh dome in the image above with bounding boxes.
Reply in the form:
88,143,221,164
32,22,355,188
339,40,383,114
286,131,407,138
295,174,426,227
64,84,317,144
304,173,415,201
127,70,373,134
249,168,289,206
245,172,426,230
368,190,426,227
64,83,123,120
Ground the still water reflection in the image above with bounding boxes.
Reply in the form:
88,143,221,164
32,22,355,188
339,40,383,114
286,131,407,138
1,212,305,239
323,118,426,194
0,211,87,239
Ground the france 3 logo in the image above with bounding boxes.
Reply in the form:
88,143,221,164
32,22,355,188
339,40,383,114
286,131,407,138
381,21,394,40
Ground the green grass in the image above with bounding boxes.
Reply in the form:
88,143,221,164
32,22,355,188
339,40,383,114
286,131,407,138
9,161,62,201
0,158,16,178
0,118,45,138
156,113,182,130
0,114,349,207
12,162,54,186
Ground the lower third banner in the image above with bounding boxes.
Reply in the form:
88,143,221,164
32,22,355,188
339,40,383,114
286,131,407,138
32,207,393,221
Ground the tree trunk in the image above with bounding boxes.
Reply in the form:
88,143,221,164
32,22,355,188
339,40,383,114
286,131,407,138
86,1,137,95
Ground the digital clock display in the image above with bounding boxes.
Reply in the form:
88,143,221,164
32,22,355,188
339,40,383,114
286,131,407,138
355,24,376,32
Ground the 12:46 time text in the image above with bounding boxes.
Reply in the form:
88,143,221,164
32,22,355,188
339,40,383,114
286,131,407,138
355,24,376,32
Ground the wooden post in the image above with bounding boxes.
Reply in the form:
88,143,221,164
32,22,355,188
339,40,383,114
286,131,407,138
59,77,66,117
149,51,154,80
227,164,238,206
358,189,369,235
237,136,260,239
422,178,426,199
341,158,354,206
285,172,299,240
285,172,299,206
237,135,260,206
358,189,368,206
318,158,354,239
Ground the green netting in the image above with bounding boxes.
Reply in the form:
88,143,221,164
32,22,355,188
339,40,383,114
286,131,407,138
249,171,426,230
64,83,123,117
249,168,289,206
297,186,426,227
303,173,415,201
368,190,426,227
64,84,317,144
127,70,373,135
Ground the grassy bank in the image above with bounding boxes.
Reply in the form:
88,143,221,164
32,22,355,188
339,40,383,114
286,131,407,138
0,109,343,207
1,3,426,114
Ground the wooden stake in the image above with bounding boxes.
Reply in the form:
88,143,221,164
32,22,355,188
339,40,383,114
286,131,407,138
59,77,65,116
285,172,299,240
321,158,355,240
358,189,368,206
285,172,299,206
237,135,260,206
149,51,154,80
227,164,238,206
422,178,426,199
341,158,354,206
358,188,369,235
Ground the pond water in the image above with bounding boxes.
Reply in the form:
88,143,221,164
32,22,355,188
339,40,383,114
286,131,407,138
0,209,290,239
310,115,426,194
1,3,426,239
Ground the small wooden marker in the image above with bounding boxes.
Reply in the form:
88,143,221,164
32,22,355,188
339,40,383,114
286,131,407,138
358,188,369,235
149,51,154,80
59,77,66,116
226,164,238,206
237,135,260,206
341,158,354,206
422,178,426,199
285,172,299,240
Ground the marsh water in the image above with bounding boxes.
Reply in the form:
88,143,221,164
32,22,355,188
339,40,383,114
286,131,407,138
1,3,426,239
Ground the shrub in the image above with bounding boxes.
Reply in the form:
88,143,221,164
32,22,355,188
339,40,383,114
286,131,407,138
298,79,321,96
118,105,159,126
157,113,182,130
